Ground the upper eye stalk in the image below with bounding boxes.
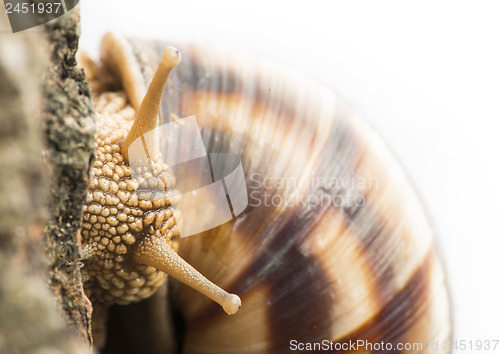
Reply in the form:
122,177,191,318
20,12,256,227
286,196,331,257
121,47,181,164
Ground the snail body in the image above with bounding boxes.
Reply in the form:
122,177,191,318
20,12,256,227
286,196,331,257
81,33,451,353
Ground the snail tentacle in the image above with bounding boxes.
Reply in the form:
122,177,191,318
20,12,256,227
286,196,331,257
133,236,241,315
121,47,181,163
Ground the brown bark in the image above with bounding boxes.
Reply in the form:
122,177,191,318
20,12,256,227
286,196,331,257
0,6,94,353
43,8,95,346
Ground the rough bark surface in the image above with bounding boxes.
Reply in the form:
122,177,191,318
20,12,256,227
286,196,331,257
43,8,95,345
0,7,94,354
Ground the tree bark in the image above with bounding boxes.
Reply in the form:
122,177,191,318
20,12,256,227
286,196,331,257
0,6,94,353
43,7,95,346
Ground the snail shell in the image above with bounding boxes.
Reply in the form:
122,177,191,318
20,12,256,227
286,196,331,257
82,33,451,353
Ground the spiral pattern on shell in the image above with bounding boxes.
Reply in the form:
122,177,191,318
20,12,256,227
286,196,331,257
81,33,451,353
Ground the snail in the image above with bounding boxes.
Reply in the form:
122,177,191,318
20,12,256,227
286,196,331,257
80,33,452,353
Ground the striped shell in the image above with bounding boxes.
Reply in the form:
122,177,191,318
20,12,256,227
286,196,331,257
85,34,451,353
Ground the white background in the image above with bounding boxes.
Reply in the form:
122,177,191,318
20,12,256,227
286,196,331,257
81,0,500,347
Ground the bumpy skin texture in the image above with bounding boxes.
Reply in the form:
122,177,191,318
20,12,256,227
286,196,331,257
81,92,180,305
